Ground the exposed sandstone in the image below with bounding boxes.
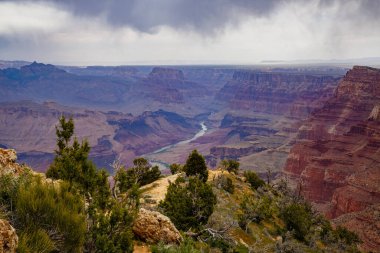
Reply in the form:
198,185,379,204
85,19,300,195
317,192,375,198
0,219,18,253
132,208,182,244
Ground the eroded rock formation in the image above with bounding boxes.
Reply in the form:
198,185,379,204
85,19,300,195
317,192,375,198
284,66,380,251
216,70,340,118
132,208,182,244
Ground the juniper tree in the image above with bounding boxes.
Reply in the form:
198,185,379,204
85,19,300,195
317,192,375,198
159,176,216,231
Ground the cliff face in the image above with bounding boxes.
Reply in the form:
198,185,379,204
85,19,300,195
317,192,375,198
216,71,340,118
284,66,380,251
135,67,209,104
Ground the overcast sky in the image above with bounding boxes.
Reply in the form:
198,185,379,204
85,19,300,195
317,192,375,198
0,0,379,65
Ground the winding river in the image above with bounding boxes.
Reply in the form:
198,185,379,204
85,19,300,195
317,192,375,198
144,122,208,170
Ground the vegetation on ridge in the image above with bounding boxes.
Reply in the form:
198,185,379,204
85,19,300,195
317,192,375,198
0,116,362,253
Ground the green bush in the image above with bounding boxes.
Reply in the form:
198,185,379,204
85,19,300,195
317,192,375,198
151,237,201,253
183,150,208,182
115,158,161,192
280,202,313,241
239,192,276,230
334,226,361,245
220,159,240,174
214,174,234,194
0,174,87,253
89,202,134,253
18,229,56,253
169,163,182,175
244,171,265,190
159,176,216,231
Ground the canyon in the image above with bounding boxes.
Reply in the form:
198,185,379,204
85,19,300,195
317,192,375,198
1,61,379,250
0,62,345,174
0,101,199,172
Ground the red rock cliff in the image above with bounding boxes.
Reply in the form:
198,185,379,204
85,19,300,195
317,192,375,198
284,66,380,251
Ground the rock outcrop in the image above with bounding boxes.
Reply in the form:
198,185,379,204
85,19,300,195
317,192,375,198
0,219,18,253
132,208,182,244
284,66,380,251
0,149,24,176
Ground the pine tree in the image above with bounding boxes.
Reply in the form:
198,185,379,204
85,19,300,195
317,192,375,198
46,115,97,193
183,150,208,182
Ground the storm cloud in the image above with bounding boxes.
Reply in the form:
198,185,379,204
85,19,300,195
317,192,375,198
53,0,281,33
50,0,380,34
0,0,379,65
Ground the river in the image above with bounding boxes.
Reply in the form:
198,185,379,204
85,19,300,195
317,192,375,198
144,122,208,170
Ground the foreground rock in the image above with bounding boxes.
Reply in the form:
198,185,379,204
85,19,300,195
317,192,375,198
0,219,18,253
132,208,182,244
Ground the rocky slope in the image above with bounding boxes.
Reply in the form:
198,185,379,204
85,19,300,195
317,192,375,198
0,101,199,172
284,66,380,251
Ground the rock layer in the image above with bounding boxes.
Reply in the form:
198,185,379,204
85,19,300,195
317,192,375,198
284,66,380,251
216,70,340,118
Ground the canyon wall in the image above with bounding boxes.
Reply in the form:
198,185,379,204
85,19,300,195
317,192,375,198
284,66,380,251
216,70,340,118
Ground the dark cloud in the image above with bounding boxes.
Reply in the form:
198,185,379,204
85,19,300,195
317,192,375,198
51,0,283,33
46,0,380,35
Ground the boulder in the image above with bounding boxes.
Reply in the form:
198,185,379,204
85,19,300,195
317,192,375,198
133,208,182,244
0,219,18,253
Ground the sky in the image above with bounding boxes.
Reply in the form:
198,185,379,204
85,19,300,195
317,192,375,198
0,0,379,65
